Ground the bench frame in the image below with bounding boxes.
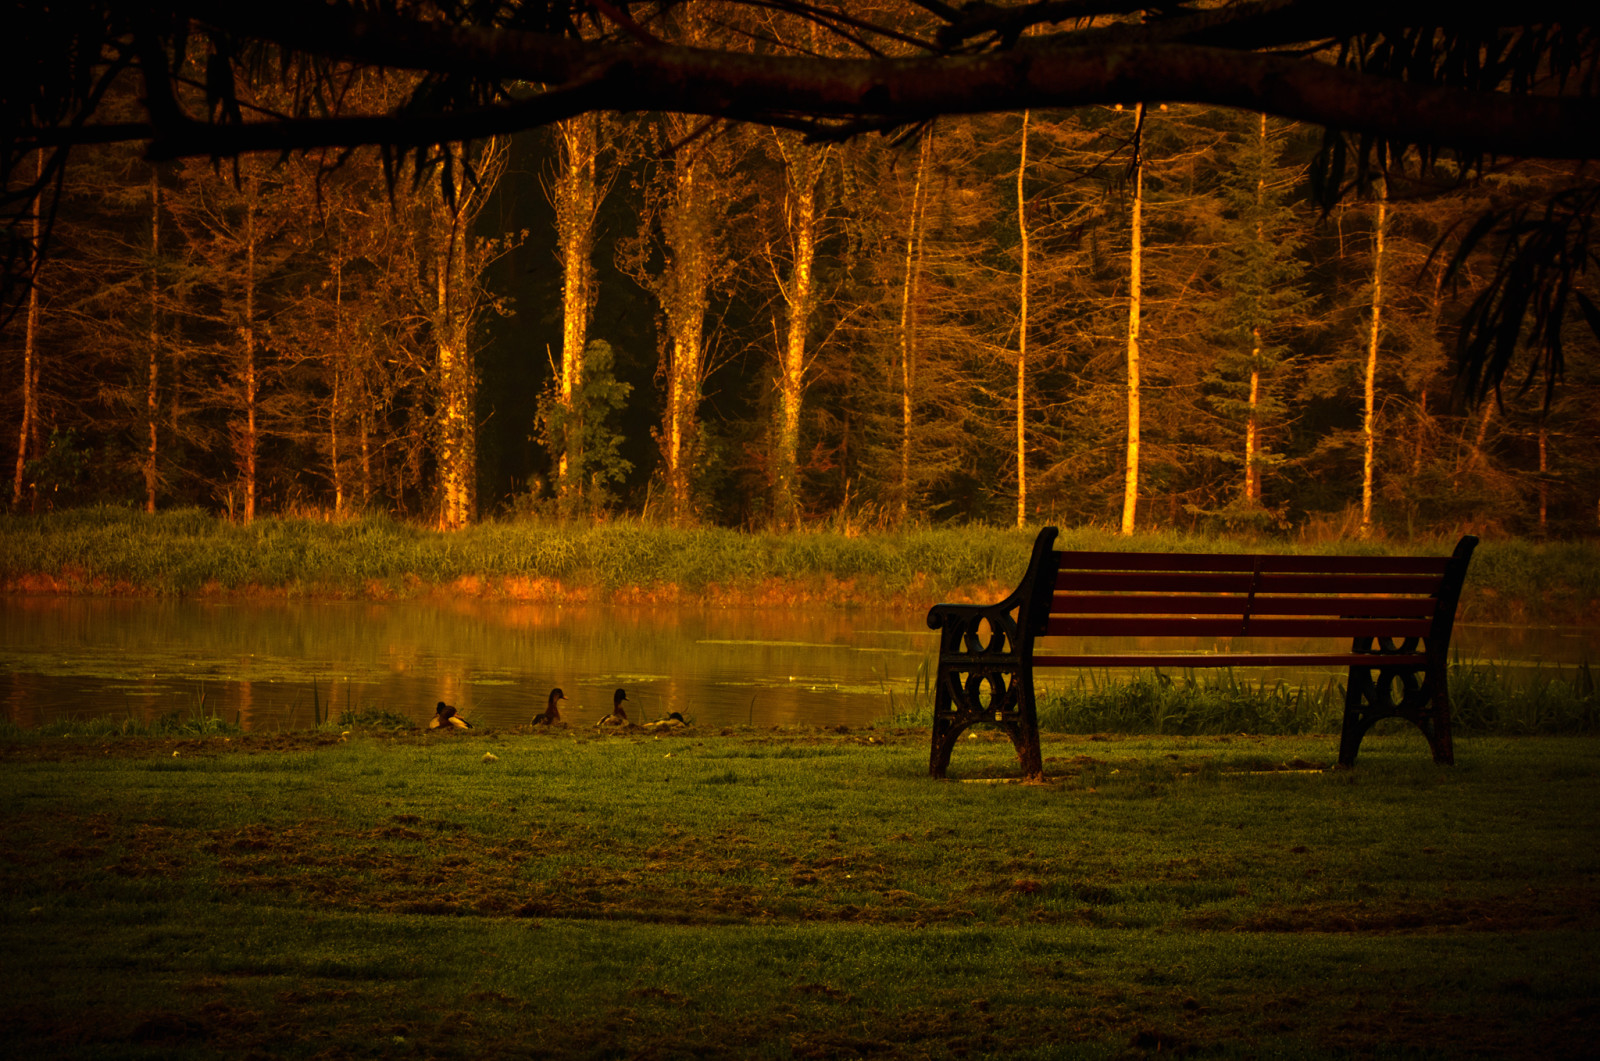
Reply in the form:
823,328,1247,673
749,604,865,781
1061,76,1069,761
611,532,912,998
925,528,1478,779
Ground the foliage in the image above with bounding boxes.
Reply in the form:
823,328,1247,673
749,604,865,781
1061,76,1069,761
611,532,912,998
532,338,634,517
17,428,87,509
3,73,1597,534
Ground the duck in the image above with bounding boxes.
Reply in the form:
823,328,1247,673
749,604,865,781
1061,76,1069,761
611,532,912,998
641,711,688,734
430,701,472,730
595,688,630,728
533,687,567,726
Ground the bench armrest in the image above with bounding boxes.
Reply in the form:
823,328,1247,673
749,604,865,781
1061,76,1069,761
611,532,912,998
925,527,1061,658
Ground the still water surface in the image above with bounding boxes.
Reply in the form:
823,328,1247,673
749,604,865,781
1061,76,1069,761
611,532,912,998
3,597,1595,731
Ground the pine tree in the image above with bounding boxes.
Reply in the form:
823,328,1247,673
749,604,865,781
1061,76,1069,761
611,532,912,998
1205,112,1308,516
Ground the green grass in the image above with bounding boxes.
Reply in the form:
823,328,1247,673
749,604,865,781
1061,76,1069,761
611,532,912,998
880,661,1600,737
2,728,1597,1058
2,506,1597,618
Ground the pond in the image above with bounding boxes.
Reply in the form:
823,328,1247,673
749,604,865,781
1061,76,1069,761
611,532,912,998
2,597,1595,732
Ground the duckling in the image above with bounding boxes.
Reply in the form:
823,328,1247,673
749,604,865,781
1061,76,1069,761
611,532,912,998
430,701,472,730
533,687,567,726
595,688,630,728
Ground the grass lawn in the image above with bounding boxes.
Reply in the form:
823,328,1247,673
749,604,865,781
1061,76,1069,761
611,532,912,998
2,725,1596,1059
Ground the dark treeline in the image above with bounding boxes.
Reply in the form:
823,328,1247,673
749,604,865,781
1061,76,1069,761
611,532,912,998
4,32,1597,537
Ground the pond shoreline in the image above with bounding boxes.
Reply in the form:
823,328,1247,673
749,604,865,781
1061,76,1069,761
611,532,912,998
2,569,1018,611
3,508,1596,623
3,570,1591,626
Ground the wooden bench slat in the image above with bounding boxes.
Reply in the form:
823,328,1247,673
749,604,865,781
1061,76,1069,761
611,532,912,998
1054,551,1452,575
1044,616,1434,638
1051,594,1439,617
1057,571,1446,595
1031,653,1431,669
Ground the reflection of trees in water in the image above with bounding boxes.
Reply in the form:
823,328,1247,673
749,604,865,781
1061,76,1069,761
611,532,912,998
235,680,254,731
6,672,39,728
16,597,1575,732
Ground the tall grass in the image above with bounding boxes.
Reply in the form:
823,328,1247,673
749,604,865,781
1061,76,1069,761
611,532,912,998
888,661,1600,737
1,507,1596,617
0,709,242,740
1036,670,1347,735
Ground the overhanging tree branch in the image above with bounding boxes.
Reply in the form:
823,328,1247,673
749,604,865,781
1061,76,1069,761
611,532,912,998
23,40,1600,160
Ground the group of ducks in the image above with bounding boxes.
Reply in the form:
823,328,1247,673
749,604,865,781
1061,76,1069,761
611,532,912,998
429,687,687,733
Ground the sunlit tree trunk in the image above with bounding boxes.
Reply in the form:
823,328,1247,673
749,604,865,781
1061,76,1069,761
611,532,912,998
1121,104,1145,537
659,121,712,526
553,113,600,504
1015,110,1031,529
144,167,161,513
11,152,42,510
330,255,344,518
1242,114,1266,507
772,134,825,529
241,176,258,525
1360,179,1386,538
434,168,475,531
359,407,372,509
898,131,933,525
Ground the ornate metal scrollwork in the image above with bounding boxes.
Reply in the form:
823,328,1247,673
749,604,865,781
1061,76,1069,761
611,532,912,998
926,529,1060,779
934,598,1043,780
1338,635,1454,766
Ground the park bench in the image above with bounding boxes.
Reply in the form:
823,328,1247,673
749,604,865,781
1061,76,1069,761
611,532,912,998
925,528,1478,779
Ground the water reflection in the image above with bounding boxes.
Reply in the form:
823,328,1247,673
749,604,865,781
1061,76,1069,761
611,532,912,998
1,596,1592,732
0,598,934,730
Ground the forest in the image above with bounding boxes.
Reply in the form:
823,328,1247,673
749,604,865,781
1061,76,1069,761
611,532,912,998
5,9,1597,539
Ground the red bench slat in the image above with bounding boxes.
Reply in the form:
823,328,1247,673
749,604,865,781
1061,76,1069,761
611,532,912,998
1044,616,1434,638
1031,652,1430,669
1051,594,1438,617
1054,551,1451,575
1056,571,1446,595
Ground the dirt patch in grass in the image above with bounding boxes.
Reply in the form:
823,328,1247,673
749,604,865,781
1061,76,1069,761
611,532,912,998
1210,890,1600,934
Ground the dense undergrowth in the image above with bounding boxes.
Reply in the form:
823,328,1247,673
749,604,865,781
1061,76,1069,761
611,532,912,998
2,506,1597,620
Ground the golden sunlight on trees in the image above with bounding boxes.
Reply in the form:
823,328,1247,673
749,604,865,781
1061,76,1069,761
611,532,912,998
4,4,1598,535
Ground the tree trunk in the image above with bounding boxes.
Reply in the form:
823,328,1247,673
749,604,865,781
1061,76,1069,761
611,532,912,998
243,176,258,525
144,166,161,513
554,113,599,504
1538,422,1549,534
898,131,933,525
330,255,344,518
660,128,709,527
435,178,475,531
1016,110,1031,529
12,152,42,510
773,135,824,530
1121,104,1145,537
1360,179,1385,538
359,404,372,508
1243,114,1265,507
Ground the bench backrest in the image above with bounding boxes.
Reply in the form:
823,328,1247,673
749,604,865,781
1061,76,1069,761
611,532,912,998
1023,534,1478,663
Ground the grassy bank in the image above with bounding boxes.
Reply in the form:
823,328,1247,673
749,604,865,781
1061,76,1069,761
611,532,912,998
3,506,1598,619
2,727,1596,1058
